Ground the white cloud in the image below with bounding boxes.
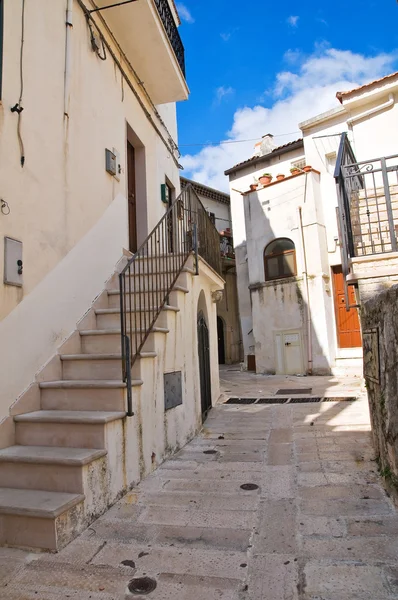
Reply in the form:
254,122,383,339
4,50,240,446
287,15,299,27
181,47,397,192
176,3,194,24
214,86,235,105
220,32,232,42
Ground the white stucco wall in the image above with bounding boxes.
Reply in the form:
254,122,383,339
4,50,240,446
0,0,181,322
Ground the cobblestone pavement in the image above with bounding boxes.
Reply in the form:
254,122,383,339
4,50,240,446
2,374,398,599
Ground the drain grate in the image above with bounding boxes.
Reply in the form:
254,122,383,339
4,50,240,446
289,397,322,403
257,398,288,404
322,397,357,402
276,388,312,395
128,577,157,595
240,483,259,491
225,398,257,404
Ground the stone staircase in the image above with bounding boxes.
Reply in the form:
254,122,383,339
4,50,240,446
350,183,398,255
0,257,193,552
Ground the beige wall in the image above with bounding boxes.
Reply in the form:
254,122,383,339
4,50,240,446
0,0,181,322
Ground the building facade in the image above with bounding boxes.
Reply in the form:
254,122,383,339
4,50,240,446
0,0,224,551
225,72,398,376
181,177,242,365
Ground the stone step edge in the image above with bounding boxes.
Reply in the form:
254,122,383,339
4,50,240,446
107,285,189,296
59,354,156,362
39,380,135,389
0,488,85,519
79,327,169,336
14,410,126,424
0,446,107,466
95,305,180,315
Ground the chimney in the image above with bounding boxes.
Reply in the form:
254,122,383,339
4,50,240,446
253,134,277,157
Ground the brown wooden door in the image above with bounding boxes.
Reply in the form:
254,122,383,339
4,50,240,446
332,266,362,348
127,141,137,253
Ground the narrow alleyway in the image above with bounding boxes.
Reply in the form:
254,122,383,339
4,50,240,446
2,370,398,599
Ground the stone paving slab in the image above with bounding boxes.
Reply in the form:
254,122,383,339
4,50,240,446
3,373,398,600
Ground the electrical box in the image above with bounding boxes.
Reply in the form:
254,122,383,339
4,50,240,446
112,147,121,182
105,149,117,176
4,237,23,287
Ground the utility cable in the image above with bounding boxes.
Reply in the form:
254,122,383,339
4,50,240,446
179,131,302,148
13,0,26,167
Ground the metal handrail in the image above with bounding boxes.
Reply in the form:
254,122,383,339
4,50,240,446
153,0,185,76
119,184,222,416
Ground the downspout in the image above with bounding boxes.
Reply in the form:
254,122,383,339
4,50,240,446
64,0,73,118
347,93,394,126
297,205,313,375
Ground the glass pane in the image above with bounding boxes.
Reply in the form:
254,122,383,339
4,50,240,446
265,238,295,256
282,253,295,276
267,257,279,279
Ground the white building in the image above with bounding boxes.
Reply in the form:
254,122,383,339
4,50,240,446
0,0,224,551
225,72,398,377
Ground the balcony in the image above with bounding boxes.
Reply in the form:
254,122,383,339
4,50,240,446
336,135,398,258
93,0,188,104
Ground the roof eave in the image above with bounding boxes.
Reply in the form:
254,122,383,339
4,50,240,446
224,139,304,177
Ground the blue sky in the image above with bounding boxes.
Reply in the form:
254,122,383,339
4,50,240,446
175,0,398,190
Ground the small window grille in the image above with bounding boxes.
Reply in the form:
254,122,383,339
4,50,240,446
291,159,306,171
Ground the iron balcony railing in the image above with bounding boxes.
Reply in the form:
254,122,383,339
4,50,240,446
336,137,398,259
153,0,185,76
119,184,221,416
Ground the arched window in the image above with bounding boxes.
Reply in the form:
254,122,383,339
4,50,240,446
264,238,297,281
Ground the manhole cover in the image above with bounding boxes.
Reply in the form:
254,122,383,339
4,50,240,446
276,388,312,395
257,398,288,404
203,450,218,455
226,398,257,404
128,577,157,595
289,397,321,403
323,397,357,402
240,483,259,491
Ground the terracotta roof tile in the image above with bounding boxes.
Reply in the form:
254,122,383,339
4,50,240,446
336,71,398,103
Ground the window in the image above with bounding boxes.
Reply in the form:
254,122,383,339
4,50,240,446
264,238,297,281
208,212,216,225
0,0,3,100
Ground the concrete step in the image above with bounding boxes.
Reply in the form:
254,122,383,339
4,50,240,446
107,285,189,308
60,354,134,381
95,304,179,329
332,357,363,377
0,446,106,493
80,327,169,353
40,379,132,412
0,487,85,551
14,410,125,449
107,270,191,293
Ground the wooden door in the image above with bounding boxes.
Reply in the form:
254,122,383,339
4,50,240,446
127,141,137,253
332,266,362,348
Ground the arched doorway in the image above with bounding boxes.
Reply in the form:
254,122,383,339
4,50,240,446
217,317,225,365
197,311,212,421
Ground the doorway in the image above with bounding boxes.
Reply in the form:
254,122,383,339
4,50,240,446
275,330,304,375
332,266,361,348
127,141,137,253
198,311,212,421
217,317,225,365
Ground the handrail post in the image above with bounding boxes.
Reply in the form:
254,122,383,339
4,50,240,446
192,222,199,275
381,157,397,252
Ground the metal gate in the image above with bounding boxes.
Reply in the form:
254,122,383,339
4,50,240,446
197,312,212,421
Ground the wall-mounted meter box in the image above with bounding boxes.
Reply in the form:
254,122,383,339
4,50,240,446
105,149,117,176
4,237,23,287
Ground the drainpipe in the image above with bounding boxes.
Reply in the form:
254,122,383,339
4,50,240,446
347,93,394,126
64,0,73,118
297,206,313,375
